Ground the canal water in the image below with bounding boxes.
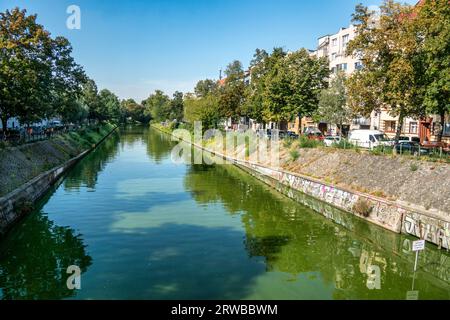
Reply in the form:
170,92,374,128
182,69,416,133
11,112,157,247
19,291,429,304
0,126,448,300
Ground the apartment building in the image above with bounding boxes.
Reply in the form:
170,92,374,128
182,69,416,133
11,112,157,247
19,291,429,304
289,24,369,136
292,17,449,144
315,25,362,76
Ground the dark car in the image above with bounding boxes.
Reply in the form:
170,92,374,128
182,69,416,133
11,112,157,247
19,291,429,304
394,141,429,155
286,131,299,139
277,130,287,139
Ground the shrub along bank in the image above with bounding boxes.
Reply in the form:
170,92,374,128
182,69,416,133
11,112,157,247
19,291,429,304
0,123,116,197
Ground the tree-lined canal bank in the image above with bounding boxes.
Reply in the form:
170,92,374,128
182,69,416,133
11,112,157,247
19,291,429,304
0,126,448,300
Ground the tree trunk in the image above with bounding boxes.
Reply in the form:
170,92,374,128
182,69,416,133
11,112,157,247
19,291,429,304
297,113,302,135
437,111,445,143
394,110,405,144
0,116,7,140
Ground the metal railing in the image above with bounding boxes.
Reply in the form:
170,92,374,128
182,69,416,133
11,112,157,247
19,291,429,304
1,125,88,147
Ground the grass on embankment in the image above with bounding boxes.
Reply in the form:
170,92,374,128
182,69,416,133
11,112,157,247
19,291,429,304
0,123,116,197
154,123,449,214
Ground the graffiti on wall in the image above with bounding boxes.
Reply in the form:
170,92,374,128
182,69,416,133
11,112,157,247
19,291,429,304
243,161,449,251
403,214,450,250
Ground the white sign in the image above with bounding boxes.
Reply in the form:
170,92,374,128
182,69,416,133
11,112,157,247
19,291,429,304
406,291,419,300
412,240,425,252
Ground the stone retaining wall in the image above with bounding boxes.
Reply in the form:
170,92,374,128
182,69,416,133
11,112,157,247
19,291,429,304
234,158,449,250
189,139,449,250
0,126,117,237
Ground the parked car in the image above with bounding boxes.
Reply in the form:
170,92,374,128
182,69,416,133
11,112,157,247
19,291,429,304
307,132,324,141
323,136,341,147
394,141,430,156
348,130,393,149
278,130,287,139
399,136,421,143
286,131,299,139
48,120,63,128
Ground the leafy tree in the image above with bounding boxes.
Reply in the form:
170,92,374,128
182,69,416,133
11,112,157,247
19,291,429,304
0,8,86,129
184,94,222,129
263,49,329,126
219,60,247,121
416,0,450,142
99,89,123,124
82,79,102,122
194,79,218,98
347,0,425,143
169,91,184,122
142,90,171,122
314,72,352,136
121,99,149,123
59,100,88,124
0,8,54,128
242,48,286,124
50,36,87,122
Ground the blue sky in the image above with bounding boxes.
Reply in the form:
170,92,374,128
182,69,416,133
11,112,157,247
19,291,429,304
1,0,417,102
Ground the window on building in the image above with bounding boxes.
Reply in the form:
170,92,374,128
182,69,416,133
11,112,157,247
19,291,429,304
336,63,347,72
331,53,336,61
332,38,337,46
444,123,450,137
342,35,349,49
385,121,396,133
409,122,418,134
355,62,363,70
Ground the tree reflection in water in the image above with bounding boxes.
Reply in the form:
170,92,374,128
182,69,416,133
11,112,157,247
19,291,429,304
64,130,120,190
0,204,92,300
184,164,450,300
146,127,176,163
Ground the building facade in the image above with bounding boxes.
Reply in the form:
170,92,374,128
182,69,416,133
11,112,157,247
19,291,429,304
291,19,449,144
288,24,368,136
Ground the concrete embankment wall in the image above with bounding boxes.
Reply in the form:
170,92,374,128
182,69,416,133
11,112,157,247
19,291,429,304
0,126,117,236
153,124,449,250
232,159,450,250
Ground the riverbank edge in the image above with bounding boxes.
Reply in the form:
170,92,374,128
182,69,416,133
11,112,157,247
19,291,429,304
151,124,449,250
0,125,118,237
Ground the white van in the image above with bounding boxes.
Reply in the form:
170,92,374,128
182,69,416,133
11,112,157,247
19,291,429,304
348,130,393,149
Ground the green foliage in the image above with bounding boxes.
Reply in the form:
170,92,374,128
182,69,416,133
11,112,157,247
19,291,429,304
290,149,300,161
99,89,124,124
184,94,222,130
169,91,184,122
243,48,284,123
370,146,393,156
0,8,87,127
283,139,293,148
121,99,149,123
298,136,323,148
353,198,373,217
415,0,450,142
347,0,426,143
142,90,171,123
263,49,330,123
410,163,419,172
195,79,218,98
314,72,352,131
218,60,247,121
